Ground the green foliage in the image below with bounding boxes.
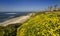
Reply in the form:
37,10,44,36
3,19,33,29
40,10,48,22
0,23,22,36
0,26,16,36
17,11,60,36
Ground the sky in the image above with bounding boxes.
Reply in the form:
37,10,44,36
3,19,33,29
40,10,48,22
0,0,60,12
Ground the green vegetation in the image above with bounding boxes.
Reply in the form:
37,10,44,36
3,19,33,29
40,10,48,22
0,23,22,36
17,11,60,36
0,26,16,36
0,11,60,36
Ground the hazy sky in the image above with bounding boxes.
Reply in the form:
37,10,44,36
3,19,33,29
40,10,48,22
0,0,60,12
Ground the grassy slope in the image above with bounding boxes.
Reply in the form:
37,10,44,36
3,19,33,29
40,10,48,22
17,11,60,36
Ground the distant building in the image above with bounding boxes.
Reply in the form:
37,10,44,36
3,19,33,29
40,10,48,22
48,8,60,12
58,8,60,11
53,8,60,11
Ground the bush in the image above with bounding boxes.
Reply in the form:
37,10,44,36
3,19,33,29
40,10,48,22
0,23,22,36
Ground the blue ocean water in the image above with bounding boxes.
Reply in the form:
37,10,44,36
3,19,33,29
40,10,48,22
0,12,31,22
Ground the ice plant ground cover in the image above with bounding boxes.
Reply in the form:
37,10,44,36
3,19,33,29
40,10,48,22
17,11,60,36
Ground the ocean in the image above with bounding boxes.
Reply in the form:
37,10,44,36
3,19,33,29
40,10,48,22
0,12,31,22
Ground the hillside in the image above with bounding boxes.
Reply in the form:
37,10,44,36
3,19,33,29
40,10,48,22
17,11,60,36
0,13,35,36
